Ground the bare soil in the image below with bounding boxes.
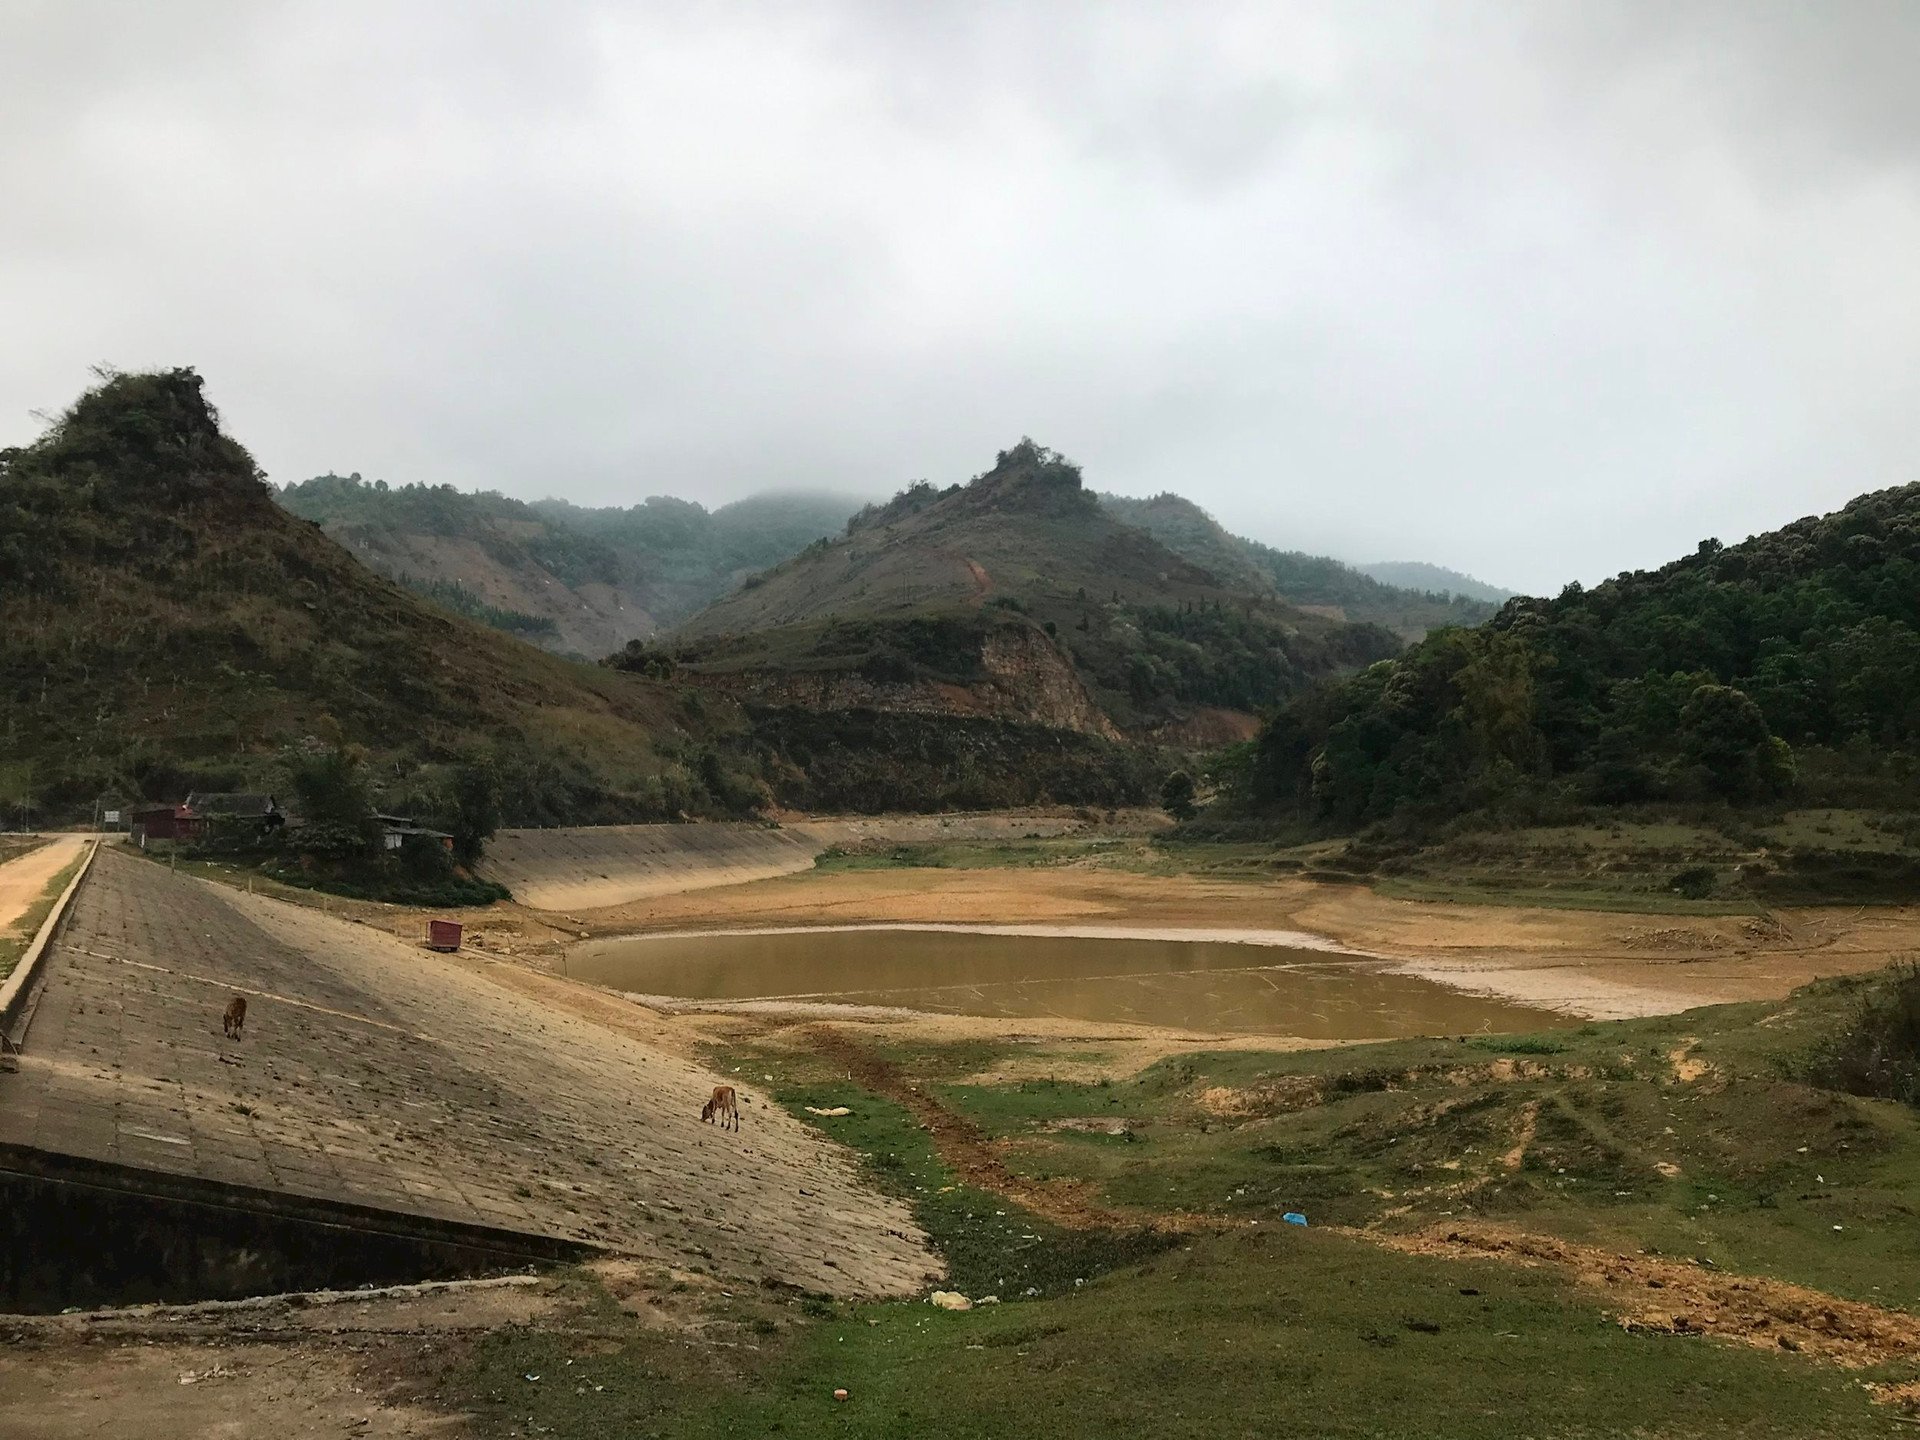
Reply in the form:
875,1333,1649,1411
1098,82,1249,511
0,1269,726,1440
0,834,84,940
1373,1223,1920,1371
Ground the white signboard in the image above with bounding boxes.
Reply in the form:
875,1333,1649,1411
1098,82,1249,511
103,810,120,824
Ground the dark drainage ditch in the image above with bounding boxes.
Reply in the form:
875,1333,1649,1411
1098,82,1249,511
0,1144,593,1314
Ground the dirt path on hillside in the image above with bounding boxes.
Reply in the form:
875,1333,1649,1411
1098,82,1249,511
799,1025,1206,1235
0,835,82,940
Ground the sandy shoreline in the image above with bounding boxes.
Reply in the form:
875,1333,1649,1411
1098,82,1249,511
573,918,1370,953
230,813,1920,1041
543,862,1920,1028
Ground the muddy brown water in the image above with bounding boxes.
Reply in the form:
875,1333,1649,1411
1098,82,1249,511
567,927,1570,1039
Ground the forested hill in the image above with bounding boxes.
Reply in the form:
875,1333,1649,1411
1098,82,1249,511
0,369,759,825
1356,560,1514,605
278,475,856,656
1097,492,1500,640
665,441,1404,733
1239,483,1920,826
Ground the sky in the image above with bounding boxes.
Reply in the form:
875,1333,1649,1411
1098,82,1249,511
5,2,1918,595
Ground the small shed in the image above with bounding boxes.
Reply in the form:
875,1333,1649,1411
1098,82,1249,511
186,792,284,831
381,823,454,853
130,805,200,844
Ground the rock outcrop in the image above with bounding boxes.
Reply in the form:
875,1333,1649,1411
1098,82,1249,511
682,623,1119,738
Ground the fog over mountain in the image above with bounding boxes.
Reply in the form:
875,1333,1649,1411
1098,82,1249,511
6,2,1918,594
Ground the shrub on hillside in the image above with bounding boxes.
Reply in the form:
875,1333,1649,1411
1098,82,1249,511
1805,961,1920,1107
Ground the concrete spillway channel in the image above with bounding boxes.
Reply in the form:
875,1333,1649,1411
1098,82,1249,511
0,847,934,1313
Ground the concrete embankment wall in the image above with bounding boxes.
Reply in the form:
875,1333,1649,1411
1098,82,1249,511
0,1144,588,1313
0,848,935,1309
480,822,823,912
483,810,1162,913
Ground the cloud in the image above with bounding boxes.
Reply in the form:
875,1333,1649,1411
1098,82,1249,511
5,0,1918,594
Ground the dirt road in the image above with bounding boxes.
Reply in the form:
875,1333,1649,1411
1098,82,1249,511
0,834,84,941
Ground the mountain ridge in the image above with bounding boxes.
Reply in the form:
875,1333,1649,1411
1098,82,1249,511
1355,559,1515,604
0,370,757,825
663,440,1404,734
277,475,859,656
1097,492,1503,638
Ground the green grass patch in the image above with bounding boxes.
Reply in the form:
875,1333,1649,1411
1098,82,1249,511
891,982,1920,1312
748,1064,1174,1299
680,1228,1902,1440
449,974,1920,1437
814,837,1130,873
1464,1033,1570,1056
456,1233,1908,1440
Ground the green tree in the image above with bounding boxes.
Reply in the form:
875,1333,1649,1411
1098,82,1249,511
288,744,376,857
1160,769,1198,820
1680,684,1791,801
1453,630,1541,771
448,762,500,866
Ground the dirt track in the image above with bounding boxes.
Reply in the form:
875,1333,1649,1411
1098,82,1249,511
0,834,83,944
1375,1223,1920,1371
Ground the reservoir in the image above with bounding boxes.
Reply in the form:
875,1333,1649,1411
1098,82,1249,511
567,926,1569,1039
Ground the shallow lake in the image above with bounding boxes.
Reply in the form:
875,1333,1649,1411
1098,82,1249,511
567,926,1569,1040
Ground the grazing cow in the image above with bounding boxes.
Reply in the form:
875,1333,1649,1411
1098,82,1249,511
701,1084,740,1132
222,994,248,1040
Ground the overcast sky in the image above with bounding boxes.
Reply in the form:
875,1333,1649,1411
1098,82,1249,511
6,2,1918,594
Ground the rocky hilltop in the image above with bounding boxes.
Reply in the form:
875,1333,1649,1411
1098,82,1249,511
657,441,1403,735
0,369,746,823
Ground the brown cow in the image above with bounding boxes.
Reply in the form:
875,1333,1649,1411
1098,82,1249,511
701,1084,740,1132
222,994,248,1040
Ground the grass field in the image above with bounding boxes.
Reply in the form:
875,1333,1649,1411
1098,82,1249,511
819,808,1920,912
813,836,1139,873
448,962,1920,1436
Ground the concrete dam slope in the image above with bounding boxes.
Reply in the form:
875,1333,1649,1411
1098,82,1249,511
484,810,1151,913
481,822,823,913
0,850,935,1304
